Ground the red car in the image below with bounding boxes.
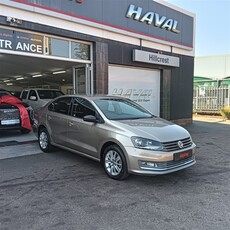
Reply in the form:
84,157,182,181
0,90,34,134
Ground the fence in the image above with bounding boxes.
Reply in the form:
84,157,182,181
193,86,230,113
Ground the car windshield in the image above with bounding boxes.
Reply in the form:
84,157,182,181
37,90,64,99
94,98,154,120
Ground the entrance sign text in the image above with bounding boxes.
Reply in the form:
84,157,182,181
0,29,43,54
133,49,180,67
126,4,181,34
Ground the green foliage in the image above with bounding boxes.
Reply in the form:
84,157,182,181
220,106,230,120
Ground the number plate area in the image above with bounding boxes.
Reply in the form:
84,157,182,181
174,150,192,161
1,119,20,125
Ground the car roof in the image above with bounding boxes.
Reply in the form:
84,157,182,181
56,94,129,101
23,88,61,91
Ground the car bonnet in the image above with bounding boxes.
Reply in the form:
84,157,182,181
112,117,190,142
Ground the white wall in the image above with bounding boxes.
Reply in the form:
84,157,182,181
194,55,230,79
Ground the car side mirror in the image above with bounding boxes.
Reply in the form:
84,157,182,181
83,115,97,123
29,96,37,101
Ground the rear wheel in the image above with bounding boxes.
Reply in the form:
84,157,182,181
103,145,129,180
38,128,52,153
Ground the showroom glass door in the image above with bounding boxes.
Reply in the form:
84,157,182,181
73,64,93,96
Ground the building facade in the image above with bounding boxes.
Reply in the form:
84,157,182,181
0,0,195,124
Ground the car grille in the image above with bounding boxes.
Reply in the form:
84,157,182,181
154,156,195,170
139,155,195,172
162,137,192,152
0,108,20,120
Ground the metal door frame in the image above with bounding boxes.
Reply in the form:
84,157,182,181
72,64,93,96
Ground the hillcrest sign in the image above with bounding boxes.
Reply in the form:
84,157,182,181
126,4,181,34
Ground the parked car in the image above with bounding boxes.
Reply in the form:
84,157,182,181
20,88,64,111
0,90,34,134
33,95,196,180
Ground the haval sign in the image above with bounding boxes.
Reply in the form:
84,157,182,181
7,0,193,49
126,4,180,34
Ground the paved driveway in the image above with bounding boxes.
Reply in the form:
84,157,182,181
0,118,230,230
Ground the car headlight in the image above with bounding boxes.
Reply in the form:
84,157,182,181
131,137,163,151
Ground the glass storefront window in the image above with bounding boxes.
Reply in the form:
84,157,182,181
71,42,90,60
46,37,69,58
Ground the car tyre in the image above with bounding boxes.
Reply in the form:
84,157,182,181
38,128,53,153
20,128,30,134
103,144,129,180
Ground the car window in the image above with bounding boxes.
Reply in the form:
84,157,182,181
48,97,71,115
21,90,28,99
37,90,64,99
72,97,95,119
28,90,37,99
94,99,153,120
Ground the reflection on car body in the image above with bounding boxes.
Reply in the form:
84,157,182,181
33,95,196,180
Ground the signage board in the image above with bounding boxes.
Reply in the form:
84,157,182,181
109,66,160,116
0,28,43,54
133,49,180,67
8,0,194,49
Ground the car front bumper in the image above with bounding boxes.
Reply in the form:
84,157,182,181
124,144,196,175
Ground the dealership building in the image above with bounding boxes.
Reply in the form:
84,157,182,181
0,0,195,124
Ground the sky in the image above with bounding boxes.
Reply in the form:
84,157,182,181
165,0,230,57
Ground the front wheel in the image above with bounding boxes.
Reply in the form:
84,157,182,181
103,145,129,180
38,128,53,153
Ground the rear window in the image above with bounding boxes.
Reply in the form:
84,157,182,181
37,90,64,99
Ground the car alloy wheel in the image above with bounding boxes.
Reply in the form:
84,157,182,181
103,145,129,180
105,150,122,176
38,128,52,153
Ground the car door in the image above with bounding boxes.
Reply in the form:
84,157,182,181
20,89,29,104
66,97,100,159
27,89,39,110
46,97,72,146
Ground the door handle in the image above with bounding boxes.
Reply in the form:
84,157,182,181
48,116,52,121
68,121,73,126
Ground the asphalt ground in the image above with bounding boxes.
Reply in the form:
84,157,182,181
0,116,230,230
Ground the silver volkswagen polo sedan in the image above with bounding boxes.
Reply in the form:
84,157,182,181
33,95,196,180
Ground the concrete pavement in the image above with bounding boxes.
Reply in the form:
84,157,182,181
0,130,40,160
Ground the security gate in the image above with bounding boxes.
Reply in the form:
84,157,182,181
193,86,230,113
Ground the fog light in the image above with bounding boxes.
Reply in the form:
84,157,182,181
139,161,157,168
146,162,156,167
